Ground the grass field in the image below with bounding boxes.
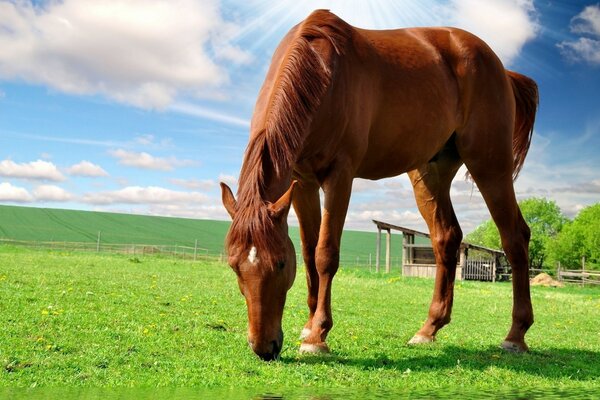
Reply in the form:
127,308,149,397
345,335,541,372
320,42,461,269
0,204,406,266
1,246,599,397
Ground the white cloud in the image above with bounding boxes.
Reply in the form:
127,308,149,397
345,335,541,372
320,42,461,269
558,4,600,65
218,173,238,187
556,179,600,194
0,182,33,202
559,37,600,65
82,186,209,205
109,149,196,171
169,178,216,191
570,3,600,36
0,0,251,109
444,0,538,65
0,159,65,181
33,185,73,201
67,161,109,177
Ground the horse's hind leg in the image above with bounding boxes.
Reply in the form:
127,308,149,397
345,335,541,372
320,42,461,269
457,130,533,352
291,177,321,340
407,146,463,344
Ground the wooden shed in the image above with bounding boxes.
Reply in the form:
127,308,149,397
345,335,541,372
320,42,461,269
372,220,508,282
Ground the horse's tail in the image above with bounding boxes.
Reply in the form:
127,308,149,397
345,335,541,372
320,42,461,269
264,10,351,176
507,70,539,180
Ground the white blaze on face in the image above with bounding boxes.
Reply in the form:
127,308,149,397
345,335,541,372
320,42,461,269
248,246,258,264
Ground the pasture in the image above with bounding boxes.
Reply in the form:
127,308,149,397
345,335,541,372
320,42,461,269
1,246,599,396
0,204,403,267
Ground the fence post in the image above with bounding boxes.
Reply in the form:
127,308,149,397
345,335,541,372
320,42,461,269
194,239,198,261
96,231,101,252
376,228,381,273
385,229,391,273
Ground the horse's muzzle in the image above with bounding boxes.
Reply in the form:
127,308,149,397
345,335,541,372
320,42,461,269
249,330,283,361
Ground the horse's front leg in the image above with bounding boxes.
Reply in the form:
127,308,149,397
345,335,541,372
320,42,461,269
291,178,322,341
300,170,353,354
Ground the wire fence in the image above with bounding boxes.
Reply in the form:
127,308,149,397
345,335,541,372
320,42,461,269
0,238,385,270
0,238,224,262
3,238,596,284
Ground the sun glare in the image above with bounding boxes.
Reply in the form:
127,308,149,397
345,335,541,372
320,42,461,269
230,0,442,50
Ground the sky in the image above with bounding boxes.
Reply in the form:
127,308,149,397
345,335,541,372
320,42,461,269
0,0,599,234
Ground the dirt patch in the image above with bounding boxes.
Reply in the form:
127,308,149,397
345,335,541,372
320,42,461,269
530,272,564,287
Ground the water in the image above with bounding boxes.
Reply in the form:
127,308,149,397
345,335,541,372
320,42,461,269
0,387,596,400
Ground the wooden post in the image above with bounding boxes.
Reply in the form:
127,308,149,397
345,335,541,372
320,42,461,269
408,234,414,264
194,239,198,261
376,227,381,273
385,229,391,273
458,247,466,281
96,231,101,252
582,256,586,286
402,234,407,276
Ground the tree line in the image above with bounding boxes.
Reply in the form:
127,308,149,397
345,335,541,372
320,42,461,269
466,199,599,271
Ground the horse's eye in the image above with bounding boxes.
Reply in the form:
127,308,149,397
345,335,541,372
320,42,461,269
277,260,285,270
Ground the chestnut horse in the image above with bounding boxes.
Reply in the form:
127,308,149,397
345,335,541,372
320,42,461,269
221,10,538,360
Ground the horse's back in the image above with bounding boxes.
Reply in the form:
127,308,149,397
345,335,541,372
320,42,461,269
348,26,511,178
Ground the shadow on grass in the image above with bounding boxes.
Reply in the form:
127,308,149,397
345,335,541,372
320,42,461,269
283,345,600,381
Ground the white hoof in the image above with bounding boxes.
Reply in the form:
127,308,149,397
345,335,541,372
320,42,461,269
299,342,330,354
299,328,311,340
501,340,528,353
407,334,434,345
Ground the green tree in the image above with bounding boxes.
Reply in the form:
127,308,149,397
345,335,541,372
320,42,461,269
549,203,600,270
466,197,567,269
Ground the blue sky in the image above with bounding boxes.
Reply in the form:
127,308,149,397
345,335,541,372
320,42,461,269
0,0,598,233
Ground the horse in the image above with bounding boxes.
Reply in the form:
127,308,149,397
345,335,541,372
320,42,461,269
220,9,538,361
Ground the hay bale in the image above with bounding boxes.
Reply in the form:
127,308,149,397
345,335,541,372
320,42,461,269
530,272,564,287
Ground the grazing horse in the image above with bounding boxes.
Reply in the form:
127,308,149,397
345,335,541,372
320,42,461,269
221,9,538,361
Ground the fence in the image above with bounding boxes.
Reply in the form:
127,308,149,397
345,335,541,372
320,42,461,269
463,258,495,281
0,238,384,270
0,238,223,262
557,267,600,286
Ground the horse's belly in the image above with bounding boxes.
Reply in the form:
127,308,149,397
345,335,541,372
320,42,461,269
355,127,454,180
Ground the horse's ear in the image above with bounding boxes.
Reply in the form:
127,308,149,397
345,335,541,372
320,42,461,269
220,182,237,219
268,180,298,220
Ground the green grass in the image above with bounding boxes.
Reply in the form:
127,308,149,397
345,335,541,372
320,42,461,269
1,246,598,394
0,204,407,265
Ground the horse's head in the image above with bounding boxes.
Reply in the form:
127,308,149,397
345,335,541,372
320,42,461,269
220,181,298,361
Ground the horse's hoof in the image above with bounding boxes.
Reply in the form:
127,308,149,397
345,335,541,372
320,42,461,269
407,334,434,345
299,328,311,340
500,340,528,353
299,342,330,354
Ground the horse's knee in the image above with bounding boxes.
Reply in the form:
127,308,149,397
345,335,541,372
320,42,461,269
315,244,340,275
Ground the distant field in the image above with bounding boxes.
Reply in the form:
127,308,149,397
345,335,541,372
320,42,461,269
0,246,598,394
0,205,408,267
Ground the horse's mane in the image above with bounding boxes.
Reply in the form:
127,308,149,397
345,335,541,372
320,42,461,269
227,10,351,266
